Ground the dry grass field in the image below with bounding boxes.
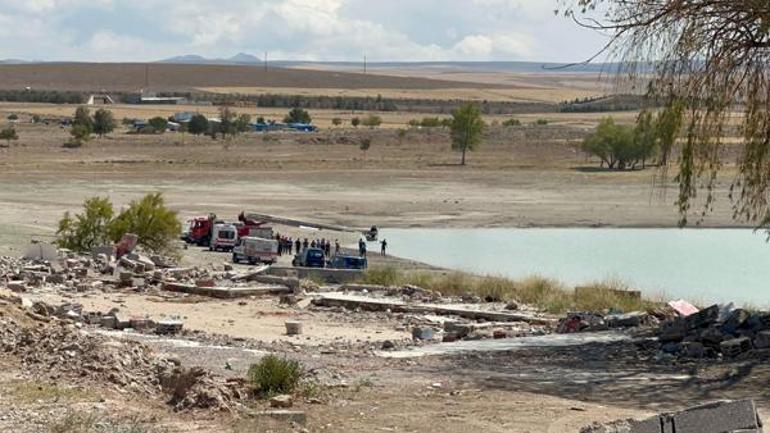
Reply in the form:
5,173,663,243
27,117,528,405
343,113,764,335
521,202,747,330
0,63,511,92
199,85,599,103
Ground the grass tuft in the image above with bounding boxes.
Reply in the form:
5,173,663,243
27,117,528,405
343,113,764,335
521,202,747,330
360,267,659,314
247,355,304,397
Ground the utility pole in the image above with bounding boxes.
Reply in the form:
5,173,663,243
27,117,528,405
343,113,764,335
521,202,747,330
264,51,268,72
363,53,367,75
143,64,150,94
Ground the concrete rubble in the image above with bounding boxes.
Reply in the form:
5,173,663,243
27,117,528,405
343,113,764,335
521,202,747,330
581,399,763,433
0,297,247,412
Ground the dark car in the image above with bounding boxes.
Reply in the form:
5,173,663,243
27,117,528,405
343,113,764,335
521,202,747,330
328,255,368,270
292,248,326,268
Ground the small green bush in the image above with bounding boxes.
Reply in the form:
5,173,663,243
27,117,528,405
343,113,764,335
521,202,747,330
248,355,303,396
502,118,521,127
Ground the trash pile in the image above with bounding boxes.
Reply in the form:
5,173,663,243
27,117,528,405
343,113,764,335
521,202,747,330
556,311,661,334
0,298,247,411
555,298,770,360
655,302,770,359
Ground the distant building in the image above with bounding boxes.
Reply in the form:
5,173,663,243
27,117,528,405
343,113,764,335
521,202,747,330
87,94,115,105
125,93,187,105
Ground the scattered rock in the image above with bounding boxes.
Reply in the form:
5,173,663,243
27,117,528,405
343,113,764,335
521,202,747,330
269,394,294,408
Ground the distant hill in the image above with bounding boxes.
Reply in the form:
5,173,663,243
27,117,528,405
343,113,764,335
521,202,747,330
159,53,262,65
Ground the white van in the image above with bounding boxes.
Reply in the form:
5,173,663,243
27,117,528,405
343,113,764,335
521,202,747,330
210,223,238,252
232,237,279,264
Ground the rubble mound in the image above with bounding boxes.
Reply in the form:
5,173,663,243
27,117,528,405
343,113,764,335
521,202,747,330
0,301,245,411
161,366,247,412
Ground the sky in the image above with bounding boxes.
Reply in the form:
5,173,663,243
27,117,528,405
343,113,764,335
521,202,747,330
0,0,610,63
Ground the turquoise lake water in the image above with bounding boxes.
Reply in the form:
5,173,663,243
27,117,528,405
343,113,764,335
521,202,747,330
378,228,770,306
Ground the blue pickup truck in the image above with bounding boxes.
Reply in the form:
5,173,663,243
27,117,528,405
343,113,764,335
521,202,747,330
292,248,326,268
327,255,368,270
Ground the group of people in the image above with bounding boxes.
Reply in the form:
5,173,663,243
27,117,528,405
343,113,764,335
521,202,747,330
276,232,387,258
357,237,388,257
275,233,340,257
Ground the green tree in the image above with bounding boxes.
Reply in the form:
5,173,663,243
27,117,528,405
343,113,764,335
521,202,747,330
332,117,342,127
73,107,93,133
284,107,311,124
361,114,382,128
188,114,209,135
92,108,116,138
420,117,442,128
581,117,644,170
450,103,484,166
218,107,238,139
108,193,181,255
655,101,684,167
633,110,658,169
235,113,252,133
397,128,407,145
359,137,371,160
0,126,18,147
563,0,770,225
66,124,92,147
56,197,115,252
351,117,360,128
148,117,168,133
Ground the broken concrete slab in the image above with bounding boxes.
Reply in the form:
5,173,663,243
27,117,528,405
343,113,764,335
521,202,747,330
313,292,555,325
582,400,762,433
720,337,751,357
672,400,761,433
248,410,306,426
22,242,58,261
685,304,720,330
285,321,302,336
162,282,290,299
230,265,271,281
754,330,770,349
156,319,184,335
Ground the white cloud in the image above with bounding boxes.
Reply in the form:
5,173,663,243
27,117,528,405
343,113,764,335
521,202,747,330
0,0,608,62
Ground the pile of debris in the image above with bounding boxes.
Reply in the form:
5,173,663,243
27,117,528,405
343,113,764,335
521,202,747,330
0,299,247,411
655,302,770,359
557,310,662,334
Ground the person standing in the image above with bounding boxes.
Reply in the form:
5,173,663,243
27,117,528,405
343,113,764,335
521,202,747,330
380,239,387,256
295,238,301,254
334,239,340,256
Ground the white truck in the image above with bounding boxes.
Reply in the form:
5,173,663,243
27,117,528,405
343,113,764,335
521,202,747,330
232,237,279,264
210,223,238,252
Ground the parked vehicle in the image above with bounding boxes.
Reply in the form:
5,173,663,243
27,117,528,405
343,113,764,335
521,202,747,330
232,237,278,264
328,255,368,270
292,248,326,268
210,223,238,251
365,225,379,241
237,212,272,239
184,214,219,246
